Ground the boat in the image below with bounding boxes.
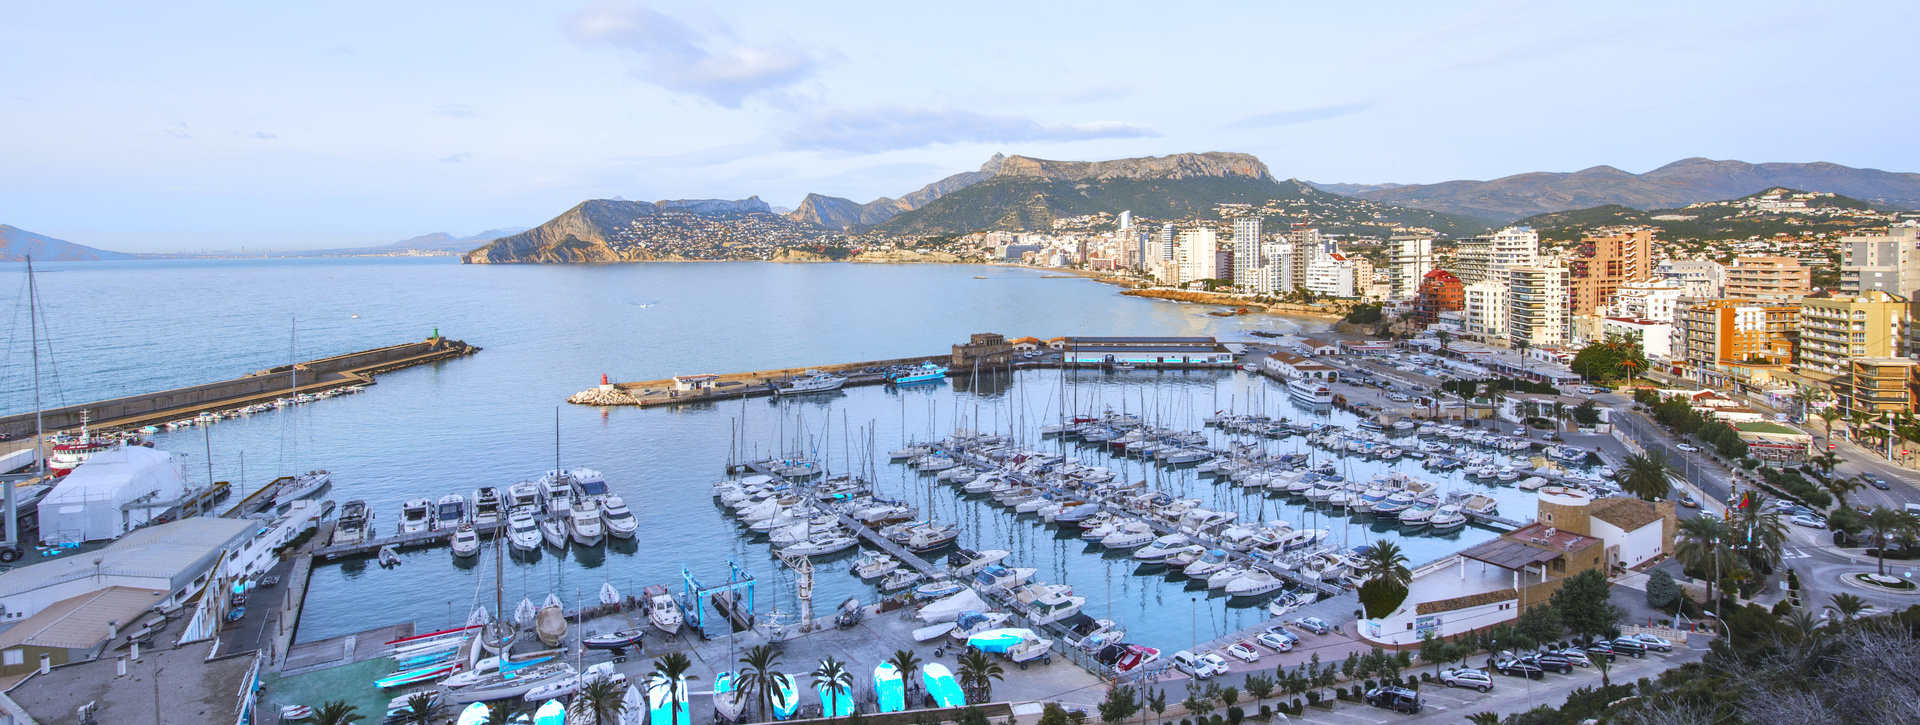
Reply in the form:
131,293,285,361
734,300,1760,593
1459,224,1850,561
471,487,504,527
379,544,401,568
538,513,569,550
400,498,433,534
508,480,543,512
913,578,965,600
569,498,605,546
852,551,901,580
1009,583,1085,625
647,672,690,725
601,495,638,538
1205,566,1248,590
273,469,333,507
532,699,565,725
879,569,924,592
451,525,480,557
1267,590,1316,618
780,534,857,558
331,499,373,547
766,672,799,720
434,494,468,531
921,663,965,707
523,663,625,702
817,678,854,718
1225,570,1285,597
378,661,461,688
775,370,847,395
873,663,906,713
535,594,566,647
904,523,960,554
582,626,646,651
1132,534,1192,563
440,665,575,705
712,671,745,723
1100,522,1156,549
1288,378,1334,405
1429,505,1468,531
506,510,543,553
645,585,684,636
455,703,491,725
1184,548,1232,577
45,415,120,478
887,362,950,386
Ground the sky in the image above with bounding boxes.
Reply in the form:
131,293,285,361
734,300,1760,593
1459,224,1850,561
2,1,1915,252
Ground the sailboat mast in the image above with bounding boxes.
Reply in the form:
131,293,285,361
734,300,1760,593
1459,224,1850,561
27,258,44,479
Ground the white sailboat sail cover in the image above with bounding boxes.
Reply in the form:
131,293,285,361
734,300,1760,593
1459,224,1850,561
40,446,187,544
915,588,988,623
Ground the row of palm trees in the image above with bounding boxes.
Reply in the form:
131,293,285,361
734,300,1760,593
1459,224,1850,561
1672,492,1788,605
722,645,1003,723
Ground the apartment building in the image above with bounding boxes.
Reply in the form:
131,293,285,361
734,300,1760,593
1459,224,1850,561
1454,226,1540,285
1657,260,1726,299
1567,230,1654,316
1232,217,1263,291
1609,280,1685,323
1411,269,1465,328
1840,358,1918,424
1306,252,1360,298
1671,298,1798,386
1724,256,1812,300
1796,290,1909,378
1178,227,1219,283
1388,234,1434,300
1464,278,1509,344
1841,225,1920,295
1508,266,1568,349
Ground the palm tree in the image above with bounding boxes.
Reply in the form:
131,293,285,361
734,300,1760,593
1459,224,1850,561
1822,474,1862,509
1863,505,1920,576
738,644,786,723
485,704,521,725
403,692,442,725
1466,712,1501,725
1620,450,1672,502
312,701,361,725
955,648,1005,703
650,652,693,725
1828,592,1868,621
1817,407,1842,443
888,649,923,697
1812,450,1843,477
575,676,631,725
1619,357,1642,387
1848,409,1871,445
1786,610,1821,640
1732,492,1788,574
1593,649,1613,687
1358,540,1412,588
1676,515,1732,606
811,657,855,716
1435,329,1451,352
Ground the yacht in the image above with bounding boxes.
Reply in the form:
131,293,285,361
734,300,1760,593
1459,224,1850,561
1010,584,1086,625
1288,378,1334,405
471,487,504,527
780,533,858,558
1428,505,1468,531
433,494,467,531
331,499,373,547
1398,500,1438,528
506,510,543,553
600,496,638,539
644,585,683,637
1205,566,1249,590
945,549,1010,577
1099,522,1156,549
451,525,480,557
1184,549,1232,577
1225,570,1285,597
852,551,900,581
538,513,570,550
569,498,605,546
775,370,847,395
506,480,543,512
400,498,432,534
1132,534,1192,563
273,470,333,507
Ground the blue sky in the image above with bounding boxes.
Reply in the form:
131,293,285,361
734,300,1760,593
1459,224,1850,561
2,1,1914,252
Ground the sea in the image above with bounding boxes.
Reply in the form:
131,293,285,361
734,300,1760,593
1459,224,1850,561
3,257,1547,653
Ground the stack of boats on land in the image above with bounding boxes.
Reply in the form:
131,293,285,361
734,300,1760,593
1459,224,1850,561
340,467,640,556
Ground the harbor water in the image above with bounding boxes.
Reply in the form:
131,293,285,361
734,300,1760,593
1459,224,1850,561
4,258,1560,653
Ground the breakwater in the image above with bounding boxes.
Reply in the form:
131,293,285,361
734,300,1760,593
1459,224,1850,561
0,335,480,438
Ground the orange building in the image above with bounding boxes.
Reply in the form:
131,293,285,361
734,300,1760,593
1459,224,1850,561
1568,230,1654,316
1724,256,1812,300
1411,269,1464,328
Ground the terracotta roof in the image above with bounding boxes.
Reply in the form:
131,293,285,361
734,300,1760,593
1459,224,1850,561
1588,498,1664,532
1008,337,1041,345
1417,588,1518,615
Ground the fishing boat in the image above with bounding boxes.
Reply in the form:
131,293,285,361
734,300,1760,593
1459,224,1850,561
879,569,924,592
451,525,480,557
601,495,638,538
434,494,468,531
1288,378,1334,405
887,362,950,386
400,498,433,534
569,498,605,546
535,594,566,647
921,664,965,707
775,370,847,395
873,663,906,713
712,671,745,723
506,510,542,553
645,585,684,636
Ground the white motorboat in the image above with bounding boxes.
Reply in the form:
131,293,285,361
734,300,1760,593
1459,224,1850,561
434,494,468,531
331,499,373,547
471,487,504,527
781,534,858,558
852,551,901,581
1429,504,1468,531
1132,534,1193,563
1009,583,1085,625
507,480,543,511
905,523,960,554
538,514,570,550
1398,501,1438,527
775,370,847,395
1225,570,1285,597
1100,522,1156,549
569,499,605,546
400,498,433,534
1205,566,1248,590
1184,549,1232,577
273,470,332,507
505,510,542,553
601,495,638,539
1163,545,1210,568
451,525,480,557
879,570,924,592
645,585,683,637
945,549,1010,577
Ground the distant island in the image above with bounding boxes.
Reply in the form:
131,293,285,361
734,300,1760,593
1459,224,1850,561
0,225,133,262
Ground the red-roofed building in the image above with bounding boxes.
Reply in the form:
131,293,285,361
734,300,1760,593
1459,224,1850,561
1411,269,1464,329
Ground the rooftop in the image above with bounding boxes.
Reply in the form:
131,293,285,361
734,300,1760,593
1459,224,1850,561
1587,498,1665,533
0,586,166,651
0,518,255,600
5,618,257,725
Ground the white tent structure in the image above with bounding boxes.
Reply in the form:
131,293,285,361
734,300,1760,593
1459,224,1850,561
39,446,187,545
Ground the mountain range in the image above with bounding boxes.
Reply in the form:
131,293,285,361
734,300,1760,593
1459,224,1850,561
463,197,775,263
0,225,132,262
1318,158,1920,222
1514,187,1895,242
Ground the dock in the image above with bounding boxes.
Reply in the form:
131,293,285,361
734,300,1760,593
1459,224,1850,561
312,520,505,559
0,335,481,439
569,354,953,408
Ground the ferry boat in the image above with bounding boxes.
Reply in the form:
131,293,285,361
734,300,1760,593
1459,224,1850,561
774,370,846,395
887,363,949,386
1287,378,1333,405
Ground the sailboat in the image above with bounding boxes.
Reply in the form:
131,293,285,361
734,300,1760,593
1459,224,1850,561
478,538,518,654
271,318,331,507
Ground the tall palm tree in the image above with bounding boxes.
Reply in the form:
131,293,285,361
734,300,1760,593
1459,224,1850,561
738,644,785,723
1848,409,1871,445
1358,540,1412,588
575,676,631,725
650,652,693,725
1811,451,1843,477
312,701,361,725
887,649,923,697
955,648,1005,703
1862,506,1920,576
811,657,855,716
1620,450,1672,502
1822,474,1862,509
403,692,442,725
1619,357,1642,387
1828,592,1868,621
1732,493,1788,574
1817,407,1842,443
1466,712,1501,725
1675,515,1732,606
1435,329,1451,352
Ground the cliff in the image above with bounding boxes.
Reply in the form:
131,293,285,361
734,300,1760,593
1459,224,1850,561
786,155,1003,230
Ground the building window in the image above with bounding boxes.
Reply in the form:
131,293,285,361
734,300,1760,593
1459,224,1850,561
2,649,20,666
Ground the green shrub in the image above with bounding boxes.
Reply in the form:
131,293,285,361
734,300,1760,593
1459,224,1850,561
1258,705,1270,719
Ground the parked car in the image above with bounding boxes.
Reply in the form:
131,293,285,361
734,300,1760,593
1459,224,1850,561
1526,651,1574,674
1439,668,1493,692
1609,637,1648,658
1678,493,1699,508
1628,633,1674,652
1493,658,1545,679
1554,647,1591,667
1225,641,1261,663
1293,616,1332,635
1255,631,1294,653
1675,444,1700,453
1585,641,1616,662
1363,686,1422,714
1171,650,1228,679
1791,514,1827,529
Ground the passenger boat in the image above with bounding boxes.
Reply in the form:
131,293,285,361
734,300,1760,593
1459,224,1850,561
775,370,847,395
1288,378,1334,405
887,362,950,386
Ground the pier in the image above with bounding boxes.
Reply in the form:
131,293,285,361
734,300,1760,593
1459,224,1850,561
570,354,952,408
0,334,481,438
311,520,505,559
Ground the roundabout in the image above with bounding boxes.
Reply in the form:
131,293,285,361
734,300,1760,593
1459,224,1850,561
1846,571,1919,594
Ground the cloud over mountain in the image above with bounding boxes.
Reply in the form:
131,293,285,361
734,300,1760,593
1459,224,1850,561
781,105,1158,153
566,1,820,107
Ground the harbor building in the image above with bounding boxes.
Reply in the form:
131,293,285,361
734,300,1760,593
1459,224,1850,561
1796,290,1908,378
1260,351,1340,381
951,333,1015,367
0,517,254,623
1060,337,1231,365
1724,256,1812,301
1533,487,1676,571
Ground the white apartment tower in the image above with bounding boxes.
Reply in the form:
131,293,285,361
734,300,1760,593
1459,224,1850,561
1507,266,1568,349
1455,227,1539,285
1232,217,1263,291
1841,223,1920,297
1463,278,1509,344
1179,227,1219,283
1389,235,1434,299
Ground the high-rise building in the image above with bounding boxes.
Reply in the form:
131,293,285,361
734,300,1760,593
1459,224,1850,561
1671,298,1799,386
1567,230,1653,317
1158,224,1177,261
1507,266,1568,349
1841,225,1920,297
1388,235,1434,299
1455,226,1539,285
1724,256,1811,300
1118,210,1132,231
1232,217,1263,291
1463,278,1509,344
1608,280,1685,322
1305,252,1359,298
1797,290,1909,378
1411,269,1465,328
1656,260,1725,299
1179,228,1219,283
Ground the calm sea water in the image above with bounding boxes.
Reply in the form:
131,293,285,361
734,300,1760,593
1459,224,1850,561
2,258,1536,651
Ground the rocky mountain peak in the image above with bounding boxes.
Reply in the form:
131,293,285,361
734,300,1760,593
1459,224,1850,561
990,152,1271,182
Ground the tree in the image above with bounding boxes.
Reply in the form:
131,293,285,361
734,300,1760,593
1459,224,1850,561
1732,492,1788,574
312,702,361,725
1817,407,1842,442
955,648,1004,703
812,657,855,717
888,649,923,696
738,644,786,722
1243,673,1273,703
575,675,631,725
1435,329,1452,351
1357,540,1413,617
485,704,521,725
1676,515,1732,607
1038,703,1071,725
1592,648,1613,687
1620,450,1672,501
1644,569,1682,612
1146,688,1168,724
1418,635,1449,675
1517,604,1565,647
1466,713,1501,725
1827,592,1868,621
650,652,693,725
1550,569,1620,643
1822,473,1862,509
1812,450,1842,477
402,692,442,725
1182,683,1214,718
1862,505,1920,576
1573,400,1601,427
1099,685,1140,725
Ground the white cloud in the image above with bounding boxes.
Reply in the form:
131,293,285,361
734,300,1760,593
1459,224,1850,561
566,1,819,108
1227,101,1373,130
430,104,481,118
241,131,278,139
782,105,1158,154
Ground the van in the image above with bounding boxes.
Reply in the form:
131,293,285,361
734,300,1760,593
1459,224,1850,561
1170,650,1225,679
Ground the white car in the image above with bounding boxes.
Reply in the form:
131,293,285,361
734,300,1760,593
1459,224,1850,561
1387,393,1411,403
1293,616,1332,634
1256,631,1294,652
1439,668,1493,692
1675,444,1700,453
1225,641,1262,663
1171,650,1230,679
1790,514,1827,529
1628,633,1674,652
